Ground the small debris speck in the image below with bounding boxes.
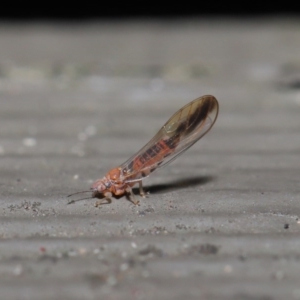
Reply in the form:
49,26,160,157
224,265,233,273
78,248,87,255
120,263,129,271
107,275,117,286
0,145,5,155
68,250,77,257
93,248,100,254
23,137,37,147
13,265,23,276
85,125,97,136
71,145,85,157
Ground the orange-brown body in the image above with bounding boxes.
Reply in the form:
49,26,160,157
91,167,142,205
91,140,176,205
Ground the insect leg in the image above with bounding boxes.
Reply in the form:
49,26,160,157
94,192,112,207
125,187,140,206
138,181,146,198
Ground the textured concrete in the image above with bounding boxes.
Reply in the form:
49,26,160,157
0,19,300,300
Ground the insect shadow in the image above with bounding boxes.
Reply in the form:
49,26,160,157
134,175,214,195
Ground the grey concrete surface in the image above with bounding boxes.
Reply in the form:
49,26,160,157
0,19,300,300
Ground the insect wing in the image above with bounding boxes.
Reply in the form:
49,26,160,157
120,95,219,183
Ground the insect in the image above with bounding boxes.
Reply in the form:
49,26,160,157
68,95,219,206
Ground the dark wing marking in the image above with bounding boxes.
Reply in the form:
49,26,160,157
120,95,219,183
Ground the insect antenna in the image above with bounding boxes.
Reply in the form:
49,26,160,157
67,190,94,204
67,190,92,197
67,195,94,205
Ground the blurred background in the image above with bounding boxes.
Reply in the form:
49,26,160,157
1,2,299,19
1,7,300,300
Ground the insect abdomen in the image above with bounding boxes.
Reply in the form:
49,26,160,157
134,139,176,171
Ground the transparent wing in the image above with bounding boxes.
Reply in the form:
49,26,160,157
120,95,219,183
